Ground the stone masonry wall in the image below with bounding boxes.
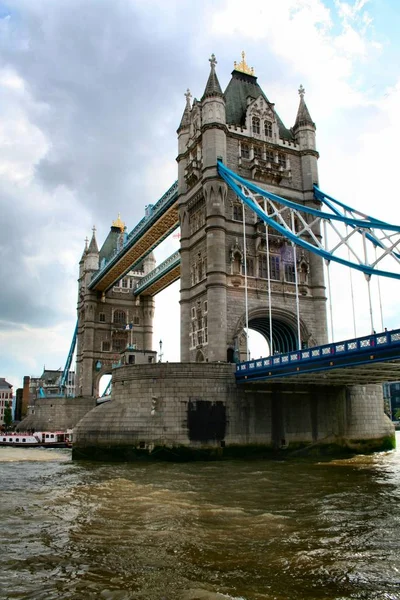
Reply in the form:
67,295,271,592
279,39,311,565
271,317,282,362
72,363,395,459
18,397,96,432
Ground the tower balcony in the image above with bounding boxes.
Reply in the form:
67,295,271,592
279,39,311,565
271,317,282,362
248,157,291,185
184,158,201,188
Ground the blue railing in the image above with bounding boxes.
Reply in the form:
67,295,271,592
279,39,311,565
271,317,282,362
134,251,180,296
89,181,178,289
236,328,400,380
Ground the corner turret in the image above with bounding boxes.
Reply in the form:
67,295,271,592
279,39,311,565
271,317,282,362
201,54,227,170
84,226,99,273
292,85,318,190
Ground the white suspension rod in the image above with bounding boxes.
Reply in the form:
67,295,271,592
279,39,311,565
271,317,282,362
345,223,357,338
263,199,273,355
362,232,375,334
291,212,302,350
323,220,335,342
375,246,384,331
242,201,250,360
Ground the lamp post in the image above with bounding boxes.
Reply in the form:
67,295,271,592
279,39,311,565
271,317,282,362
159,339,163,362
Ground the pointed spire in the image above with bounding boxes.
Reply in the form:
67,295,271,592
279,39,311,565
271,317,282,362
80,236,89,261
201,53,223,100
87,226,99,253
177,88,192,132
294,84,315,129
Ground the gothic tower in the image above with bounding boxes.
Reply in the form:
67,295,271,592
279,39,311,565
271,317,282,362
177,53,327,363
75,216,155,397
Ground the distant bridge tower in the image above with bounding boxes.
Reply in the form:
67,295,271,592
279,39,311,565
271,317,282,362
75,216,155,397
177,53,327,362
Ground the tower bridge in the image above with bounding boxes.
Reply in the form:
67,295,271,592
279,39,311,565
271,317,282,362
46,52,400,458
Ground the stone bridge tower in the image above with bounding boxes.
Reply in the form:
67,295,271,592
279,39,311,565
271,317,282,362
177,53,327,363
75,216,155,397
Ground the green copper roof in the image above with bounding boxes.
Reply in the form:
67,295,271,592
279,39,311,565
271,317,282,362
224,70,294,141
99,227,121,265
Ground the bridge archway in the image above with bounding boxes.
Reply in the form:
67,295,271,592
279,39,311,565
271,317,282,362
233,307,311,360
93,368,112,399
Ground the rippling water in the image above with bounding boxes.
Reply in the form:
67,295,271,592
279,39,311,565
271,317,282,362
0,436,400,600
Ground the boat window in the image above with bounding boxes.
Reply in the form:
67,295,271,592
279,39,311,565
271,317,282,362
50,434,54,438
22,438,26,442
9,438,12,442
2,438,5,441
15,438,19,442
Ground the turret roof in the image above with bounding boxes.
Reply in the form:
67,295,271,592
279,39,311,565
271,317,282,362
294,85,315,129
177,89,192,132
201,54,223,100
224,69,294,141
87,227,99,254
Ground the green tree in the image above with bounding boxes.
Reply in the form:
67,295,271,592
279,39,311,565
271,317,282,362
394,408,400,421
3,403,13,430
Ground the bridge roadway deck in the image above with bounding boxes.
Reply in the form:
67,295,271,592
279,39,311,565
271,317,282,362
236,329,400,386
89,182,178,293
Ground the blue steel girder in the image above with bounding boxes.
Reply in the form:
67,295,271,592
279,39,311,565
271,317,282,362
236,329,400,385
59,320,78,393
218,161,400,280
89,182,179,292
134,251,181,297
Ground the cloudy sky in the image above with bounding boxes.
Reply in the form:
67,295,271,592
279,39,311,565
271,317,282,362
1,0,400,391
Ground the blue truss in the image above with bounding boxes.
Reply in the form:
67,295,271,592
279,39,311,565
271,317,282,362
217,161,400,280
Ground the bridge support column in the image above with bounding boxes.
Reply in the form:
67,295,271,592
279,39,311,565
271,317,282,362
343,384,395,452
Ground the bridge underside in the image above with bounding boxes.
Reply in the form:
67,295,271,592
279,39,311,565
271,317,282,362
239,358,400,386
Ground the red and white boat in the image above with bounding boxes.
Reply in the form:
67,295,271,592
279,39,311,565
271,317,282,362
0,431,72,448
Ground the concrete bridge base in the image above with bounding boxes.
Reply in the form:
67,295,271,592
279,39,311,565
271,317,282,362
72,363,395,461
17,396,96,432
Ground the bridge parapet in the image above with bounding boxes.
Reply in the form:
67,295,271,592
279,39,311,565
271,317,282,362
134,251,180,296
237,329,400,383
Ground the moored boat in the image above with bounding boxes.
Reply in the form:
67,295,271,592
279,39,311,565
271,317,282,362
0,431,72,448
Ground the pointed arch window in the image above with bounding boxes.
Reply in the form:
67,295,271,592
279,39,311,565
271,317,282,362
252,116,260,135
233,204,243,221
278,153,286,168
241,144,250,159
265,120,272,137
253,146,262,159
284,263,296,283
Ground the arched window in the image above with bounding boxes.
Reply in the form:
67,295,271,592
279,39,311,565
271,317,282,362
113,310,126,325
284,263,296,282
252,117,260,135
233,204,243,221
241,144,250,159
253,146,262,159
259,254,267,278
265,120,272,137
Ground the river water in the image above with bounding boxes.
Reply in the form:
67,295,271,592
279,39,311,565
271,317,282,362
0,435,399,600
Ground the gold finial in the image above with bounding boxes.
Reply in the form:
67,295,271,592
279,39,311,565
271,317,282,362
233,51,255,76
112,213,125,232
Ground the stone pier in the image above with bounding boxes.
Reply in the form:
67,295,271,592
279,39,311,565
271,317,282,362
72,363,395,461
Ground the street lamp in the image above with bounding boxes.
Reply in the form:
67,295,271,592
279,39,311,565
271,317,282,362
159,339,163,362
